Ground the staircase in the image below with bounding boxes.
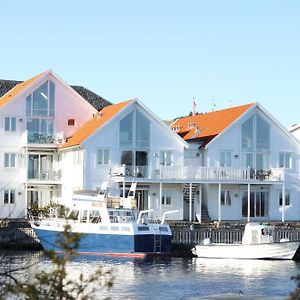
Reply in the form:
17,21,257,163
183,184,211,222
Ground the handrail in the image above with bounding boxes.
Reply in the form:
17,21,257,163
161,210,179,224
137,209,153,224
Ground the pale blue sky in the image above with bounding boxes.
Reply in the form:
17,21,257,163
1,1,300,127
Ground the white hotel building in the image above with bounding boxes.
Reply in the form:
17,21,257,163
0,70,299,223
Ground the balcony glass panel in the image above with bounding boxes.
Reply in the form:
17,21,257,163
27,118,54,143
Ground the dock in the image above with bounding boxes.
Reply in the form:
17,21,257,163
1,220,300,256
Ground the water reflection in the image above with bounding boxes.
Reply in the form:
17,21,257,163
1,252,299,299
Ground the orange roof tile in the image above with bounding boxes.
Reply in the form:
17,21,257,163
171,103,254,142
0,72,46,108
62,100,132,148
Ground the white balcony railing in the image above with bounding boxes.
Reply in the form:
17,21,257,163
111,165,284,182
28,169,62,182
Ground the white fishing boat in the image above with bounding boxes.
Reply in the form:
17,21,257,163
193,222,300,260
30,182,177,257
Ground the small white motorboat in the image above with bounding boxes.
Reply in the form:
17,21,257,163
193,222,300,260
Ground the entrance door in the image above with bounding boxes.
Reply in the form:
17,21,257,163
242,191,268,218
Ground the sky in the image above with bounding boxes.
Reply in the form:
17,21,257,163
1,1,300,127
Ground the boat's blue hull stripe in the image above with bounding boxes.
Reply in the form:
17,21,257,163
34,228,172,253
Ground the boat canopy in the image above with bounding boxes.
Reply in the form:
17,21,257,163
242,223,274,245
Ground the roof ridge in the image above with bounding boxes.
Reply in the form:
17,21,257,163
175,102,254,122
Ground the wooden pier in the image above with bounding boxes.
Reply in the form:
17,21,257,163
1,220,300,253
171,222,300,245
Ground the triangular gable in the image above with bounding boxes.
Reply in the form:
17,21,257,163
207,102,300,149
0,72,46,108
171,103,254,144
61,100,132,149
61,98,188,149
0,70,101,114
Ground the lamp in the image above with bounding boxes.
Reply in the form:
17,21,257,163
234,154,239,159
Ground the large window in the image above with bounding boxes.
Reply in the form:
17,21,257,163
279,190,290,206
120,111,134,148
119,109,150,177
121,150,148,177
26,81,55,143
256,114,270,151
3,190,15,204
4,153,16,168
241,113,270,169
242,191,268,218
4,117,16,132
26,81,55,117
241,115,254,151
136,111,150,148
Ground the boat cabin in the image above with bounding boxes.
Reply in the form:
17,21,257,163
242,223,274,245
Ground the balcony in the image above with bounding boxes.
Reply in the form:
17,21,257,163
21,130,65,146
28,133,65,145
28,169,62,182
111,165,284,183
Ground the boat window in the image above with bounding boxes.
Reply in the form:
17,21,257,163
99,226,109,231
111,226,120,231
138,226,149,231
159,226,169,232
121,226,131,232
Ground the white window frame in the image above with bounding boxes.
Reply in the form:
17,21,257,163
162,190,172,205
279,152,292,169
160,150,172,166
4,116,17,132
97,149,109,165
279,190,290,206
221,190,232,206
4,153,16,168
220,151,232,167
3,189,15,204
73,150,81,166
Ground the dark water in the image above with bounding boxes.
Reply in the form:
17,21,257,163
1,252,299,299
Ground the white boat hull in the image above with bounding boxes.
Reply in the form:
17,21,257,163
194,241,300,260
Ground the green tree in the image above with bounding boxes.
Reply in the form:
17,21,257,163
2,224,113,300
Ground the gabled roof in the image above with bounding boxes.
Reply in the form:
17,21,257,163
62,100,132,149
0,72,46,108
0,75,111,111
171,103,254,145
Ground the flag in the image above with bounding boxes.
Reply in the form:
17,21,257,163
192,98,197,116
212,99,216,111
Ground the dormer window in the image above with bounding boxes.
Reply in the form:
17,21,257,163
188,122,196,129
172,125,181,131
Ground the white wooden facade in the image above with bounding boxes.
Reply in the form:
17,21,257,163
0,70,299,222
